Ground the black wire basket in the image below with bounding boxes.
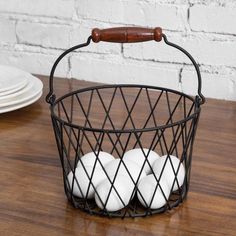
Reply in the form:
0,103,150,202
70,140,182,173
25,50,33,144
46,27,205,218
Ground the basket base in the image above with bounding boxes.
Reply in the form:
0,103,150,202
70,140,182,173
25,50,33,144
65,186,188,218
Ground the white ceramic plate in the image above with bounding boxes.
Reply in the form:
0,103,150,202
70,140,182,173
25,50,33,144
0,90,43,114
0,75,34,101
0,78,28,97
0,65,29,93
0,76,43,108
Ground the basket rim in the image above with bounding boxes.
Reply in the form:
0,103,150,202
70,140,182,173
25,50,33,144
50,84,201,133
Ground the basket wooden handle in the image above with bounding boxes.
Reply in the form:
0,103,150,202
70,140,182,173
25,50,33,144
46,29,205,105
91,27,162,43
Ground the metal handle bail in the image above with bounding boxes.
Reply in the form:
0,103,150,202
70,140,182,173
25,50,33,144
46,32,205,106
162,34,205,105
45,36,92,105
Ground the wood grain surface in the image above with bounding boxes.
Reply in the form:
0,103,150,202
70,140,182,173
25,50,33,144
91,27,162,43
0,76,235,236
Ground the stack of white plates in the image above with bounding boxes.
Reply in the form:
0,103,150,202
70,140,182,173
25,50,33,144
0,65,43,114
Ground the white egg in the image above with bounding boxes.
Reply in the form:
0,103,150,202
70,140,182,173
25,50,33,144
152,155,185,191
123,148,160,174
77,151,115,170
137,174,170,209
67,165,107,199
104,159,146,185
95,175,133,212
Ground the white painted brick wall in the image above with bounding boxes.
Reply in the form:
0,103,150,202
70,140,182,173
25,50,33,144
181,68,236,101
0,49,68,77
77,0,186,31
0,0,74,19
190,5,236,34
0,0,236,101
16,21,71,49
124,36,236,67
0,17,16,44
71,54,181,90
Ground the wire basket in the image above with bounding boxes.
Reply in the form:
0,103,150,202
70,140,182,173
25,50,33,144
46,27,205,218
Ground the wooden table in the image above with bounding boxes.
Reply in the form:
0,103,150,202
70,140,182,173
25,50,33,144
0,76,236,236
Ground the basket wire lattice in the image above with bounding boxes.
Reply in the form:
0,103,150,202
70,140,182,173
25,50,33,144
46,28,205,218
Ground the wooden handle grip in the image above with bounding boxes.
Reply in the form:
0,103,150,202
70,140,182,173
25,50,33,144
92,27,162,43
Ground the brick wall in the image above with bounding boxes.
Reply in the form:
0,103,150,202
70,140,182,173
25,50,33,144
0,0,236,100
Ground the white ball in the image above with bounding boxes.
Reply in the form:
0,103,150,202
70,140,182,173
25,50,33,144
137,174,170,209
152,155,185,191
123,148,160,174
95,176,133,212
104,159,146,185
77,151,115,170
67,165,107,199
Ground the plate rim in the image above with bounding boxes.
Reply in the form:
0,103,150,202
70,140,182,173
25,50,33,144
0,65,30,92
0,76,43,108
0,78,29,96
0,90,43,114
0,76,34,101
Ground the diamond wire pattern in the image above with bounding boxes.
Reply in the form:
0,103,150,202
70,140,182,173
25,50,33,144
51,85,200,217
45,34,205,218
